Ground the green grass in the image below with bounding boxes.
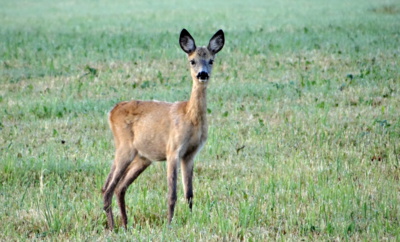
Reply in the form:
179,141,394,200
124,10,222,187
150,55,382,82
1,0,399,240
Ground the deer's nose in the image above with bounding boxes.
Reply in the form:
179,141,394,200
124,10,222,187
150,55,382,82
197,71,209,80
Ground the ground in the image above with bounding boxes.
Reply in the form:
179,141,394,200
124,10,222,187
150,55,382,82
0,0,399,240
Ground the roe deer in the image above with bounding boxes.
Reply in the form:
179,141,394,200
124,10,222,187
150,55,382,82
102,29,225,229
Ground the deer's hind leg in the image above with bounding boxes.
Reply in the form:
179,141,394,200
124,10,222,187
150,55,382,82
102,163,115,194
115,156,152,228
103,146,137,230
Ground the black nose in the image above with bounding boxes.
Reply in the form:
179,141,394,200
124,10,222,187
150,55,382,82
197,71,209,80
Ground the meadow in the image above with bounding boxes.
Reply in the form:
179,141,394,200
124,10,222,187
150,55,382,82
1,0,399,240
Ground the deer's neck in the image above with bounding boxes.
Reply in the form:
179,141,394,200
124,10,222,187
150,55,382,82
186,83,207,125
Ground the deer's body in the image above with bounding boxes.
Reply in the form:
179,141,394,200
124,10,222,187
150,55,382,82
102,29,224,229
109,97,207,162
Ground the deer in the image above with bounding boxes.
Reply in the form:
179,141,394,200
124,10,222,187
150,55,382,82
101,29,225,230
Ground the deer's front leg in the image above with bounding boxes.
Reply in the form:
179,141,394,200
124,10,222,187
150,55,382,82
167,153,179,224
181,153,195,211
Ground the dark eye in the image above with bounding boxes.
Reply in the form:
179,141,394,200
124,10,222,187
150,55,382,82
209,60,214,65
190,60,196,65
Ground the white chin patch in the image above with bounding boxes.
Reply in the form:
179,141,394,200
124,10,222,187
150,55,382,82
198,78,208,83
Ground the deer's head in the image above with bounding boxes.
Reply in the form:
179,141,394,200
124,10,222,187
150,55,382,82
179,29,225,84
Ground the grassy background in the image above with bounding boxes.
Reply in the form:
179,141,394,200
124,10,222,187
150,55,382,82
1,0,399,240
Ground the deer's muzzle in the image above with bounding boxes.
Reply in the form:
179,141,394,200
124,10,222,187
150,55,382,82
197,71,209,82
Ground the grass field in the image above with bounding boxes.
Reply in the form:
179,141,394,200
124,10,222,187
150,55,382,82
1,0,400,240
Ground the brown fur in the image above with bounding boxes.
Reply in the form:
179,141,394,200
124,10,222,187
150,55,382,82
102,29,225,229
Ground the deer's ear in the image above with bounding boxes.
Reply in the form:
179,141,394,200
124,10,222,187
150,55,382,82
207,29,224,54
180,29,196,54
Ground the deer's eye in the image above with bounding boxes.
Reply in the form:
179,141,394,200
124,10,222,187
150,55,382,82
209,60,214,65
190,60,196,65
